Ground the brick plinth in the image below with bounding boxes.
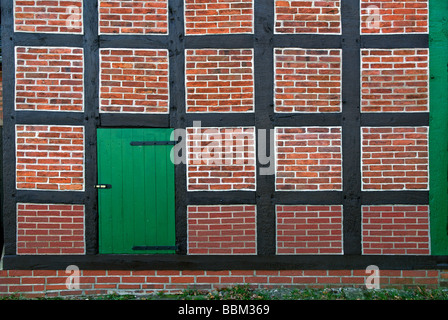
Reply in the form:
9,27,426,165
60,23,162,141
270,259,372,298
0,269,442,298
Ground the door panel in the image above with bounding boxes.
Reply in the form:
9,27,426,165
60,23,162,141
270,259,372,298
97,128,175,254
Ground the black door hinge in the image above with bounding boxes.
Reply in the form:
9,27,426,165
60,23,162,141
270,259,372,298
130,141,176,146
132,245,179,251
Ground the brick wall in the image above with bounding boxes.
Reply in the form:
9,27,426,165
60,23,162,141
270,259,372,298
185,0,253,35
360,0,429,34
187,205,257,255
185,49,254,113
15,47,84,112
361,49,429,113
3,0,440,298
275,0,341,34
274,48,342,113
16,125,85,191
186,127,256,191
0,270,444,297
361,127,429,191
362,205,430,255
275,127,342,191
98,0,168,34
14,0,83,34
276,205,343,255
100,49,169,113
16,203,85,255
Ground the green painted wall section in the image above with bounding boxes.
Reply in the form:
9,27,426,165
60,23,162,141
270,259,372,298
429,1,448,255
97,128,176,254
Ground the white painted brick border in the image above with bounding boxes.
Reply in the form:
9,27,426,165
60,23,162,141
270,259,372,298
98,0,169,35
360,48,430,113
16,202,86,255
275,204,344,255
186,126,257,191
273,47,343,113
14,46,85,113
360,204,431,255
185,48,255,113
186,204,257,255
14,0,84,34
274,126,343,192
359,0,429,35
184,0,255,36
15,124,86,192
99,48,170,114
360,126,430,191
274,0,342,35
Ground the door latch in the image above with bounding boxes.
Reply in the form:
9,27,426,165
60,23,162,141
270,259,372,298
95,184,112,189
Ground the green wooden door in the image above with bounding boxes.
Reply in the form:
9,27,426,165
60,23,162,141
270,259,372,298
97,128,176,254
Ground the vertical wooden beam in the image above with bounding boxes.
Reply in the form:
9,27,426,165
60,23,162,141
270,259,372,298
1,0,17,255
83,0,100,255
254,0,275,256
169,0,188,255
341,0,362,255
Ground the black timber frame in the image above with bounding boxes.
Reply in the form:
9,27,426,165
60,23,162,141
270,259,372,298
2,0,446,270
